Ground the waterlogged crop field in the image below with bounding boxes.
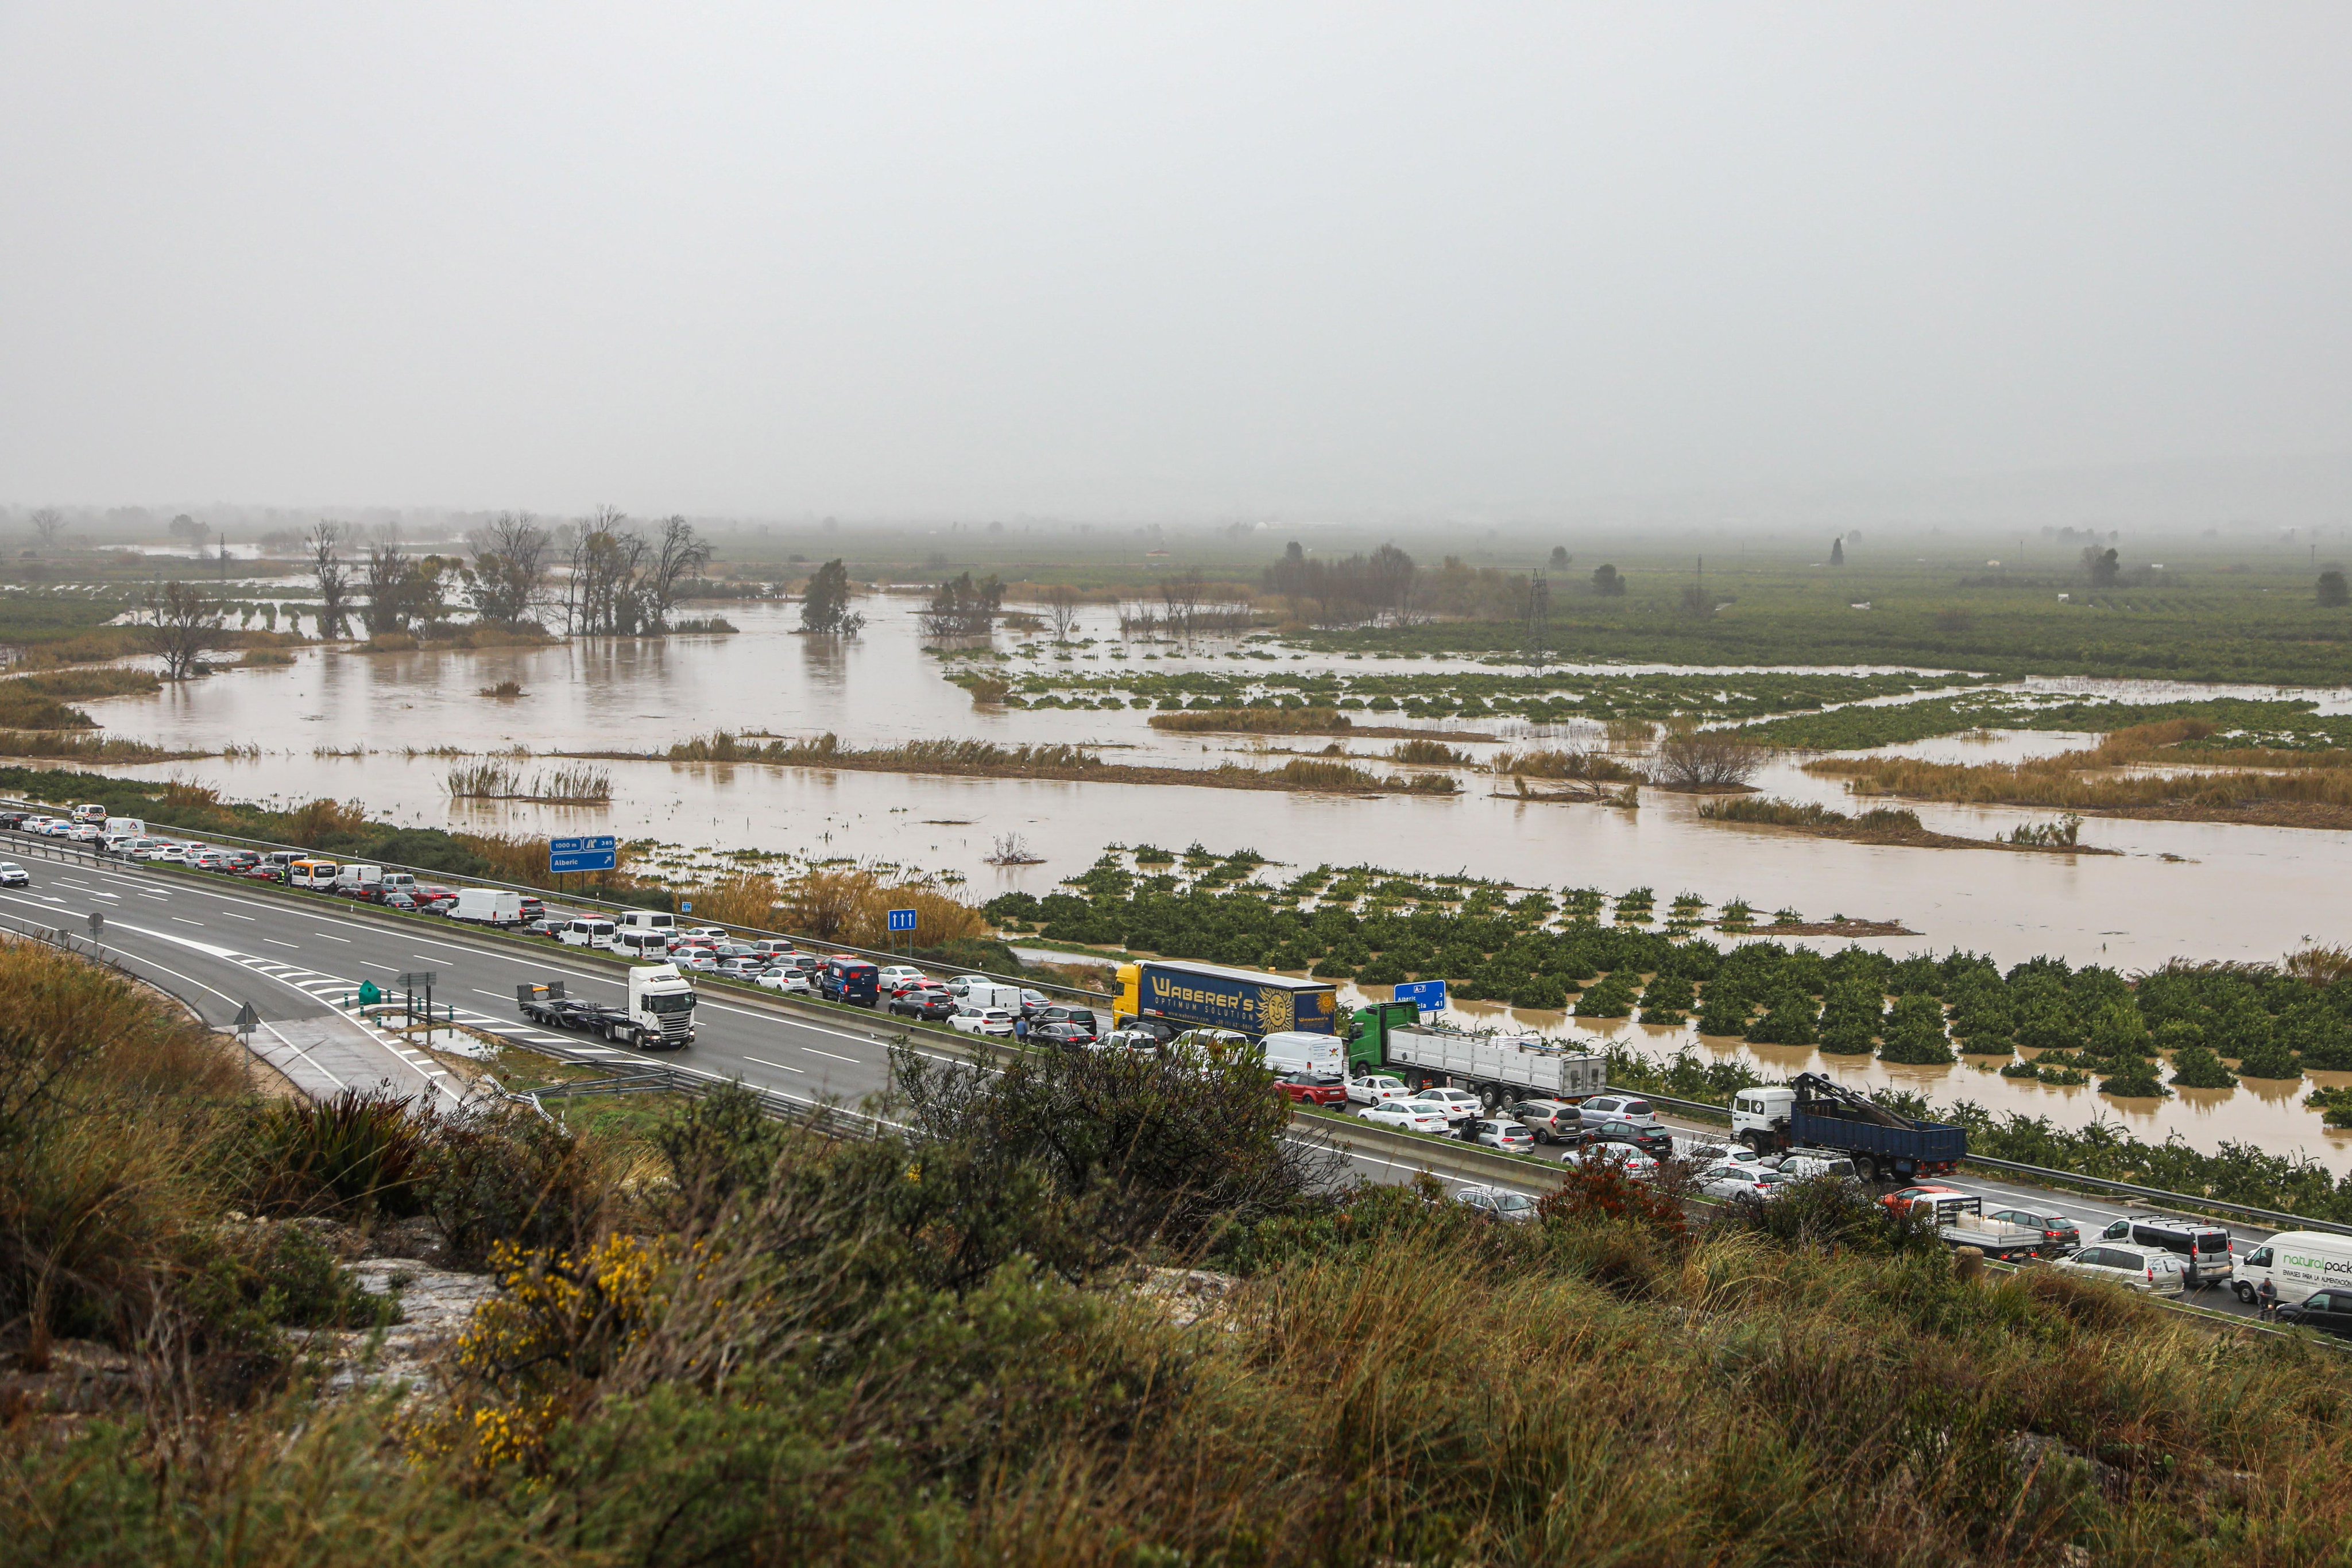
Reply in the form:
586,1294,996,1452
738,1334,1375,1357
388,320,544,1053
957,654,1962,724
1733,693,2352,750
991,845,2352,1184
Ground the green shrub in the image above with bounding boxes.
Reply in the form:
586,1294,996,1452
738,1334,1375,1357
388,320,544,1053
246,1087,434,1218
2166,1044,2237,1090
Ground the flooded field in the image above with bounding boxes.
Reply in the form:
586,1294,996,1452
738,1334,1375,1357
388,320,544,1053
55,597,2352,1166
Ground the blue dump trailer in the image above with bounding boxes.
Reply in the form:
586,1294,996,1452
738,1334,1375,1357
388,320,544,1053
1113,959,1341,1037
1731,1071,1967,1182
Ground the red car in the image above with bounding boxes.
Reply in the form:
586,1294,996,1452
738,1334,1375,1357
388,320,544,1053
1880,1184,1964,1218
241,865,286,882
1274,1071,1348,1108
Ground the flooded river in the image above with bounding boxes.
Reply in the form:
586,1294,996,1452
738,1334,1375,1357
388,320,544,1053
58,597,2352,1166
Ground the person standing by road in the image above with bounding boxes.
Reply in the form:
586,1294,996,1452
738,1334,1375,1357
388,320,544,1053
1013,1013,1030,1046
2258,1276,2279,1321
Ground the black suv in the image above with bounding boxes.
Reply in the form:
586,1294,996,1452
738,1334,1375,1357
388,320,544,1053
1027,1004,1100,1034
1577,1119,1673,1160
888,992,959,1023
1032,1020,1098,1048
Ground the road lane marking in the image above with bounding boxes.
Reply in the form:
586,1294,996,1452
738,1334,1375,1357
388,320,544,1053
172,917,204,926
223,912,254,920
744,1055,807,1074
264,938,298,948
359,960,397,971
314,932,351,942
802,1046,858,1064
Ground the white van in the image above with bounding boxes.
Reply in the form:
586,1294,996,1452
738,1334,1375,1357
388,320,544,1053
559,917,618,950
103,816,146,843
1260,1029,1345,1078
335,864,384,896
617,928,674,959
617,911,677,936
72,804,107,825
450,888,524,926
2234,1230,2352,1307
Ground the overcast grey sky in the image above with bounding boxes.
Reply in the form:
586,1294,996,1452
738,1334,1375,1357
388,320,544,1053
2,4,2346,520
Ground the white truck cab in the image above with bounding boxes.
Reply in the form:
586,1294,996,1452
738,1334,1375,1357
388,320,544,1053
628,963,698,1047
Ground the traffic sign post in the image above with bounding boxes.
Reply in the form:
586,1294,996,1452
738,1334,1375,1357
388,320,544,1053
397,970,437,1031
549,834,618,875
233,1001,258,1038
887,906,917,959
1393,979,1448,1016
87,909,103,939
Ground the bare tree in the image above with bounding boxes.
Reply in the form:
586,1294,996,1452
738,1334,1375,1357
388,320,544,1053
465,511,554,626
309,522,353,639
1045,584,1078,642
1649,726,1762,791
1160,570,1205,641
640,515,713,630
27,509,65,550
144,580,224,680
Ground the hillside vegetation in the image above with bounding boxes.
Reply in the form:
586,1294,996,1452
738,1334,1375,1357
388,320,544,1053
7,938,2352,1566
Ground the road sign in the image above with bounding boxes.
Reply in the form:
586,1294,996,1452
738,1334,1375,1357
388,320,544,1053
1393,979,1448,1015
887,907,918,934
397,971,437,992
549,833,618,874
233,1001,259,1036
87,909,103,936
357,980,382,1006
680,900,693,913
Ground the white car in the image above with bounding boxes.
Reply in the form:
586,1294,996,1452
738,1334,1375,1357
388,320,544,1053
1673,1137,1766,1169
755,970,816,996
0,862,25,887
1469,1118,1538,1153
1693,1163,1788,1201
679,925,728,943
1575,1094,1662,1129
1454,1186,1540,1222
65,825,103,843
1359,1101,1449,1135
1564,1143,1661,1178
2051,1245,2185,1297
1346,1074,1413,1106
1413,1086,1481,1125
949,1005,1018,1037
149,843,189,863
876,964,927,989
672,948,719,973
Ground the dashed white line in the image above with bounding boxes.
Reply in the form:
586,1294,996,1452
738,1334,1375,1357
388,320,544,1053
314,932,351,943
744,1054,807,1074
223,912,254,920
359,960,397,971
802,1046,858,1064
172,917,204,926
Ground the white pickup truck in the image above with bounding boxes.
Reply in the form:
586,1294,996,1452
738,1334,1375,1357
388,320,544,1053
1894,1193,2046,1261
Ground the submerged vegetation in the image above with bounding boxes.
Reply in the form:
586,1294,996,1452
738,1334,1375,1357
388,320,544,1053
642,730,1459,795
444,759,614,804
1700,796,2114,855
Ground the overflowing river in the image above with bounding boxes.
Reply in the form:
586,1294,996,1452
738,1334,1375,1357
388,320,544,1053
51,596,2352,1166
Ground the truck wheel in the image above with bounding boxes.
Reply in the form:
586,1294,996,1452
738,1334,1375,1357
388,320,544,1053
1478,1083,1502,1113
1855,1155,1880,1183
1740,1131,1765,1154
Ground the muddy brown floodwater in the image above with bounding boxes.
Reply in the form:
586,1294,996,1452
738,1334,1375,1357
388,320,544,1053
59,597,2352,1168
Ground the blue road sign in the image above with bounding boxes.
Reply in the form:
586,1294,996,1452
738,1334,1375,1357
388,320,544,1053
548,834,618,874
887,907,919,934
1392,979,1448,1015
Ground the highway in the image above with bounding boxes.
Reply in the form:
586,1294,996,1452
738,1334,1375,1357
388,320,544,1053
0,837,2305,1321
0,838,1453,1189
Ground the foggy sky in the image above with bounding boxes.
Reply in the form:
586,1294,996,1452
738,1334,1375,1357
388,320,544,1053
3,5,2347,520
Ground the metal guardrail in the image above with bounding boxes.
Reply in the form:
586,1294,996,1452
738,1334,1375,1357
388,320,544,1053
0,796,1112,1004
1626,1087,2352,1239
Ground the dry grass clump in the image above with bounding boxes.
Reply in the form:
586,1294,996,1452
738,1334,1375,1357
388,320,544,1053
1811,718,2352,824
1492,745,1639,781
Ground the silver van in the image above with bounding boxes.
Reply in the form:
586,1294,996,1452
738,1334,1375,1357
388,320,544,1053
2096,1217,2234,1281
